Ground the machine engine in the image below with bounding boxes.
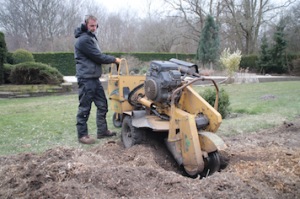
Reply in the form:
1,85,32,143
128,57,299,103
144,59,199,103
145,61,181,103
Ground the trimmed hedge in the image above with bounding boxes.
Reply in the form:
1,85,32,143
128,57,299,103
240,53,300,73
291,58,300,76
5,52,13,64
5,51,299,76
96,52,194,62
3,64,14,83
0,31,7,84
10,62,63,85
32,52,195,76
240,54,258,71
33,52,76,77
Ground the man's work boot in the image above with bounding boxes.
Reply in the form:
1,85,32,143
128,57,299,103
97,130,117,139
78,135,95,144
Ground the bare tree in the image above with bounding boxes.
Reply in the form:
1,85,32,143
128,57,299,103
164,0,225,42
21,0,65,51
0,0,32,50
60,0,84,37
134,1,172,52
136,17,180,52
50,0,84,52
284,1,300,52
223,0,296,54
0,0,67,52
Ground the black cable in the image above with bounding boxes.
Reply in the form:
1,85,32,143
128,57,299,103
128,83,145,107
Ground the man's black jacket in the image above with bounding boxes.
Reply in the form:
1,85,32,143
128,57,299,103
74,27,116,79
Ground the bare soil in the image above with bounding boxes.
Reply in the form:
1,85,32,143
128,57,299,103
1,119,300,199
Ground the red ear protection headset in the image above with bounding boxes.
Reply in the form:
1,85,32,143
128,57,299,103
81,14,99,31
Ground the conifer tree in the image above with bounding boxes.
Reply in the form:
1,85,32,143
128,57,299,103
256,34,272,74
196,15,220,69
268,20,288,73
0,31,7,84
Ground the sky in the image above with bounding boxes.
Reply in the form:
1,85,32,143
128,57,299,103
97,0,165,18
99,0,290,13
96,0,293,19
101,0,145,12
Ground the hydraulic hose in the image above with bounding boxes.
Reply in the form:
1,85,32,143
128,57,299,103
151,109,170,121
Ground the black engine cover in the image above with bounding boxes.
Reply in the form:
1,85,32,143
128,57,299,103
145,61,182,103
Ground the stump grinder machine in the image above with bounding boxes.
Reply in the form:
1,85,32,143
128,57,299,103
108,58,227,177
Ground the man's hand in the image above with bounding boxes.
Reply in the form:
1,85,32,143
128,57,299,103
115,58,121,63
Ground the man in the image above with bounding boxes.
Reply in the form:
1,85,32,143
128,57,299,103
74,14,120,144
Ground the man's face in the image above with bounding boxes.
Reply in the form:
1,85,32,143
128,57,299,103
87,19,97,33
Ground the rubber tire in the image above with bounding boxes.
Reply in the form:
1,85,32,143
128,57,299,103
112,112,122,128
200,151,221,177
121,115,144,148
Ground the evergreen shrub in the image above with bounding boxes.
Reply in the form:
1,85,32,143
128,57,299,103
12,49,35,64
10,62,63,85
199,88,230,119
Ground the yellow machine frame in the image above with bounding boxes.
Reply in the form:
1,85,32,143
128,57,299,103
108,59,227,176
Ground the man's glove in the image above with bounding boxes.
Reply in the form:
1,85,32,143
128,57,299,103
115,58,121,63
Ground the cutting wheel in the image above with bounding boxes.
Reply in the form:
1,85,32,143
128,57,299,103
201,151,221,177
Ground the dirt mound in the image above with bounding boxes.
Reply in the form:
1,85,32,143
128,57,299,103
1,120,300,199
259,94,277,100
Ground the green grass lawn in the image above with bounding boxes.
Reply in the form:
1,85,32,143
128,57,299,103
193,81,300,136
0,81,299,156
0,94,119,156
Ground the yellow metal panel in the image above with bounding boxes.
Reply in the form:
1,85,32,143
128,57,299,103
110,99,122,113
179,113,204,175
198,131,227,153
178,86,222,133
118,75,145,101
168,107,205,174
108,75,145,114
121,101,136,112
